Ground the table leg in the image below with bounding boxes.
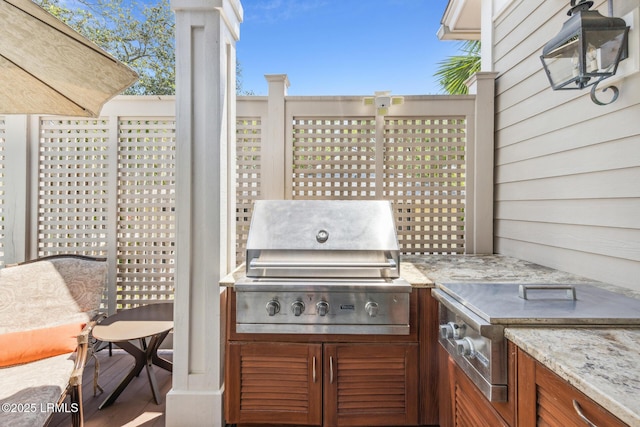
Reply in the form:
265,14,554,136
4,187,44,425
153,351,173,372
143,331,170,404
98,340,146,409
98,329,172,409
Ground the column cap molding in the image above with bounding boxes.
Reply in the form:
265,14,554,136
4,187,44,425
171,0,243,40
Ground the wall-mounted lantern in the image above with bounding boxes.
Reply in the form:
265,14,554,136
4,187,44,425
540,0,629,105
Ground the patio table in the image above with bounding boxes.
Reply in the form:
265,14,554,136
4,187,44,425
92,302,173,409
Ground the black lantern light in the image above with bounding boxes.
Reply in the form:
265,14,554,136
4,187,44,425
540,0,630,105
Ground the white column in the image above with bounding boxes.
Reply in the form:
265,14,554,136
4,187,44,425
166,1,242,426
480,0,494,71
466,72,498,254
263,74,289,199
2,115,29,263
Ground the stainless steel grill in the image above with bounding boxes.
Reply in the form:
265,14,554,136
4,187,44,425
235,200,411,335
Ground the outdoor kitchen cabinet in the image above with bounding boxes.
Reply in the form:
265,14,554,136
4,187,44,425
437,342,517,427
225,341,418,426
323,343,419,426
516,349,627,427
224,288,434,427
438,342,628,427
225,342,323,426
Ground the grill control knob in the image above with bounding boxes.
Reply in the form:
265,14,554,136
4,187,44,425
316,301,329,316
291,300,305,316
365,301,379,317
455,338,476,358
265,300,280,316
440,322,463,339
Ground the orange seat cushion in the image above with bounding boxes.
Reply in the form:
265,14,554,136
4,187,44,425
0,323,84,367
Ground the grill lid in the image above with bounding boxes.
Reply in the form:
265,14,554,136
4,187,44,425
245,200,401,278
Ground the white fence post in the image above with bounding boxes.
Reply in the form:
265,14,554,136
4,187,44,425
375,111,385,197
466,72,498,254
263,74,289,199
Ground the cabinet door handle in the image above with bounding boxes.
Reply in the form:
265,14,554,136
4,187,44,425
312,356,316,383
330,356,334,384
573,399,598,427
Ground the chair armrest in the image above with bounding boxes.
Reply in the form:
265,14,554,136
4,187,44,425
68,315,104,387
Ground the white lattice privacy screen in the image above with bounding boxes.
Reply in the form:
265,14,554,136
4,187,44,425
236,117,262,264
38,118,111,256
117,118,176,308
38,117,176,309
286,115,466,255
292,117,377,199
1,97,471,304
384,117,466,254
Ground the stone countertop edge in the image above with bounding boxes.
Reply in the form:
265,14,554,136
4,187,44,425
505,327,640,427
399,261,433,287
220,264,244,287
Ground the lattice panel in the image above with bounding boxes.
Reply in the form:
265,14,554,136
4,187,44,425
117,118,176,309
292,117,376,199
236,117,262,265
37,118,110,258
0,117,5,267
384,117,466,254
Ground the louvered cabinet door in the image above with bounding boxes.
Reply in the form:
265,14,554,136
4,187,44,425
450,355,510,427
323,343,419,426
226,342,323,426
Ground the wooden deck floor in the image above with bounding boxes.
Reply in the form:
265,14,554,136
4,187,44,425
49,348,172,427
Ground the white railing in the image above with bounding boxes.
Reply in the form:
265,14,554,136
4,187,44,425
0,73,495,311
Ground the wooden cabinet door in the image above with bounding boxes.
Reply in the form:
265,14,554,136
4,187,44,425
438,342,515,427
226,342,323,426
450,353,510,427
323,343,419,426
517,349,627,427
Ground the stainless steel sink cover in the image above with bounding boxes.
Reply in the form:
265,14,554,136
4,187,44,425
439,282,640,325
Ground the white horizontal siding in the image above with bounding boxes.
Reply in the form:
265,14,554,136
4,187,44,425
496,105,640,163
496,136,640,182
493,0,640,291
495,168,640,200
497,76,640,145
496,220,640,262
495,238,640,290
496,199,640,229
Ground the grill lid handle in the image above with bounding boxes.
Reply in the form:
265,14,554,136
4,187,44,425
248,258,398,270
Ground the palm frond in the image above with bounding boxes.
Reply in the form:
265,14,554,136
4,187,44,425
435,40,481,95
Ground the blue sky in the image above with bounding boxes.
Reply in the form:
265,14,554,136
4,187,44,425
237,0,460,96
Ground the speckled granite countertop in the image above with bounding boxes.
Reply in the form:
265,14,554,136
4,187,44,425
505,327,640,426
402,254,600,285
405,254,640,426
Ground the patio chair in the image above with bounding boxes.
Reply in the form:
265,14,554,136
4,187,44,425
0,254,108,427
